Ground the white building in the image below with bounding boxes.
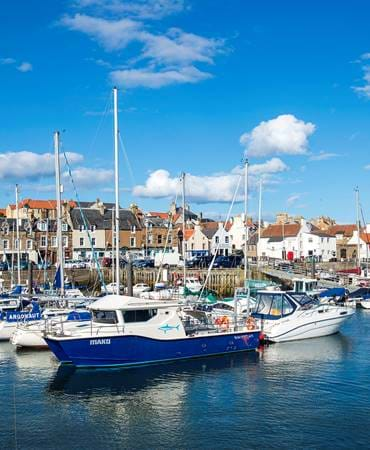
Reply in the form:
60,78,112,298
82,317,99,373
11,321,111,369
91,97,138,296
210,223,232,256
258,219,336,261
347,226,370,261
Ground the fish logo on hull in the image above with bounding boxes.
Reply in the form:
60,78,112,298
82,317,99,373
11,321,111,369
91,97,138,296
158,324,180,333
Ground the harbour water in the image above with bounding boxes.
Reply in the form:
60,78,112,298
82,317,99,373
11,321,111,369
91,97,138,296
1,311,370,449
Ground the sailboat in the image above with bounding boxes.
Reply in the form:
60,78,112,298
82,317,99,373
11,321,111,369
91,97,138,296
44,88,261,368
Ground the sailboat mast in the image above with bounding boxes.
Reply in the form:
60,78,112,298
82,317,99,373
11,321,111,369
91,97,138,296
355,187,361,271
244,159,249,282
54,131,65,296
257,178,262,264
15,184,21,286
113,87,120,295
182,172,186,287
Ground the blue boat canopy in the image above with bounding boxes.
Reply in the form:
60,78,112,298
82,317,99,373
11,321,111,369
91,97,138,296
319,287,346,298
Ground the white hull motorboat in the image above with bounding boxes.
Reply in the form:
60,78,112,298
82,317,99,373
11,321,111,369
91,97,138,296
253,291,355,343
11,316,91,349
360,299,370,309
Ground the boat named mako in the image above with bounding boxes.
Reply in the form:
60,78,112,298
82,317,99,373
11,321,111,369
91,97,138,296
44,295,261,368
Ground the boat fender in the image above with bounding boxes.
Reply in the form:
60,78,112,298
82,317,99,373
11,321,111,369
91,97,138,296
246,316,257,330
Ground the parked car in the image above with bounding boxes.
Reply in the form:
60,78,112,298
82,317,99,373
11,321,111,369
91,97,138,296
186,255,213,268
213,255,243,269
64,260,86,269
0,261,9,271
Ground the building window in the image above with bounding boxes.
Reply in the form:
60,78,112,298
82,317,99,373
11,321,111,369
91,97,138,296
168,235,172,244
148,235,153,244
40,236,47,247
26,240,32,250
225,236,229,244
3,240,8,250
38,222,47,231
215,236,219,244
15,239,20,250
80,237,84,247
3,227,9,235
91,237,96,247
90,225,96,232
51,237,57,247
79,225,85,232
61,223,68,232
158,235,162,245
308,238,313,243
130,237,136,247
62,236,68,248
131,225,136,233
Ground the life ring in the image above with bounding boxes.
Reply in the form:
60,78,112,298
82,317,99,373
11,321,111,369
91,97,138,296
246,316,256,331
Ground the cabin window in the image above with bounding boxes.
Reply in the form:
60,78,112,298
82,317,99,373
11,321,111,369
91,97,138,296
123,309,157,323
93,310,118,324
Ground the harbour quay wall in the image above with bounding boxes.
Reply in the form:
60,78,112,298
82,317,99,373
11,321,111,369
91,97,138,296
0,267,267,297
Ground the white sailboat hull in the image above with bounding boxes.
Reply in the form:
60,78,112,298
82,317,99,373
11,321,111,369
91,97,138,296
262,307,354,343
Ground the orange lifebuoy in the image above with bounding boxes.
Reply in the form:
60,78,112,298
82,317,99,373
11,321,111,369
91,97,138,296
246,316,256,330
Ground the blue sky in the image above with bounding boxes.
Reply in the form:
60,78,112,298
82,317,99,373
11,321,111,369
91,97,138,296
1,0,370,222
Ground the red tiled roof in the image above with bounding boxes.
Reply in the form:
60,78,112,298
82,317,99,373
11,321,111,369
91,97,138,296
184,229,194,240
0,209,5,217
9,199,76,210
360,232,370,243
327,224,357,238
262,223,300,238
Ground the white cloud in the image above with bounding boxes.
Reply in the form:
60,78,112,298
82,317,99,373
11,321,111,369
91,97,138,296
364,164,370,170
17,62,32,72
309,151,339,161
353,65,370,99
61,14,142,50
361,52,370,60
140,28,223,66
0,151,83,180
0,57,16,65
61,4,225,89
74,0,185,19
249,158,288,175
133,158,288,203
110,65,211,88
287,193,301,205
240,114,315,157
63,167,113,189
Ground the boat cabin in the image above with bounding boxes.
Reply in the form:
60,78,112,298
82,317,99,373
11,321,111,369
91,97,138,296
292,278,321,294
252,291,318,320
87,295,188,339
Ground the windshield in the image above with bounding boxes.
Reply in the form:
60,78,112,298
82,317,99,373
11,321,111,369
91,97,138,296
290,294,319,308
255,293,295,317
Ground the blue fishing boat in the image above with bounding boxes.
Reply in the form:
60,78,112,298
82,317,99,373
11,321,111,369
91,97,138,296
44,295,261,368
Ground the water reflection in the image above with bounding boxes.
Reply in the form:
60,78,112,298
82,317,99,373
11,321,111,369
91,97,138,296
48,351,260,398
260,333,352,364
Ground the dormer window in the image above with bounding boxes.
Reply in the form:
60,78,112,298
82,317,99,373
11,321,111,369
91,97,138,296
90,225,96,232
131,225,136,233
79,225,85,232
61,223,68,232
